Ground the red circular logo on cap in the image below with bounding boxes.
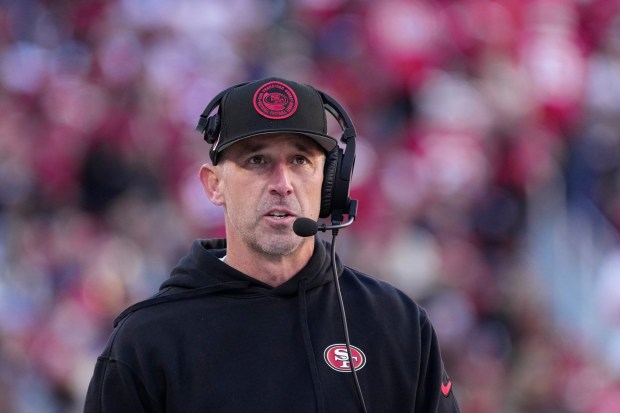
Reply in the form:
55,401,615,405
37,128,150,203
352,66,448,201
253,81,298,119
324,344,366,372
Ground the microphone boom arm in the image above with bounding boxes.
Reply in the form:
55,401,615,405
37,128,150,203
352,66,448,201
320,199,358,234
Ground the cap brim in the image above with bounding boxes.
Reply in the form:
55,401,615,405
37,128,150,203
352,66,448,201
216,130,338,154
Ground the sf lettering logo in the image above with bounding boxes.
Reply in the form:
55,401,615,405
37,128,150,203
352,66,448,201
324,344,366,372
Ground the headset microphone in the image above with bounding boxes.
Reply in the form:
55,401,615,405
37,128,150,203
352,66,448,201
292,218,319,237
293,201,358,237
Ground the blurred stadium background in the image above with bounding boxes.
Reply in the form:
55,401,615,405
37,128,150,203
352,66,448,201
1,0,620,411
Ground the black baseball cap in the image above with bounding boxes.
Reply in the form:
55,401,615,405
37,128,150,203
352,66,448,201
198,77,339,164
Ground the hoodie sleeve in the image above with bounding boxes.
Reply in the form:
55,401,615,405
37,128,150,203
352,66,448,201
83,355,161,413
83,318,163,413
416,313,461,413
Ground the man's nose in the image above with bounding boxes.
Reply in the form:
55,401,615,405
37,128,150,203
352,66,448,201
269,162,294,196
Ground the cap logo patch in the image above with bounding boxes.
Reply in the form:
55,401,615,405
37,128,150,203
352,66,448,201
324,344,366,372
253,81,298,119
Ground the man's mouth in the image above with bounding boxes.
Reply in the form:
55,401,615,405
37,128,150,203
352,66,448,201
265,209,296,220
267,211,291,218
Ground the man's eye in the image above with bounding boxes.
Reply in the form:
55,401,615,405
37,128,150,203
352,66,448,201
292,156,308,165
248,155,266,164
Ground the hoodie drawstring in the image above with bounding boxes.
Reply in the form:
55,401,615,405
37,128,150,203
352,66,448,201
299,278,325,413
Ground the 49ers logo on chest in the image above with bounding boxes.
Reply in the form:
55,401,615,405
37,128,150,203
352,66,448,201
324,344,366,372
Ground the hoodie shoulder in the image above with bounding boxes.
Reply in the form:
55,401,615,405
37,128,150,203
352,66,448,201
341,265,427,321
113,280,251,327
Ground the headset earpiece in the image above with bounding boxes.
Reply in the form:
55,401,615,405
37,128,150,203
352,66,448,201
196,83,248,143
320,148,341,218
318,92,357,221
204,113,221,144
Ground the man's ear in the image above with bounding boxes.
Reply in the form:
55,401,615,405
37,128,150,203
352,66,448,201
199,163,225,206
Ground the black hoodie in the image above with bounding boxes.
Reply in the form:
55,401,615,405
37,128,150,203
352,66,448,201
84,238,460,413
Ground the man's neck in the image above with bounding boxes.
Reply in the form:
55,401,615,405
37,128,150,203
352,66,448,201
224,241,314,287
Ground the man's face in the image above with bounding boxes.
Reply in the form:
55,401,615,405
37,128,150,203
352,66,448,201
204,133,326,257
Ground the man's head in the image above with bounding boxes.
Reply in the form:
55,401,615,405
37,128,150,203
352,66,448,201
196,77,357,266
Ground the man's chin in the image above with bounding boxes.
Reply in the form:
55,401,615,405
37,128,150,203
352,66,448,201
255,234,305,257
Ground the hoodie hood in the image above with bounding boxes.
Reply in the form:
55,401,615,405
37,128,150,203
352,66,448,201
160,237,342,296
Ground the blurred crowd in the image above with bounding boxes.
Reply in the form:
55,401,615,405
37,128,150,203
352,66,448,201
1,0,620,411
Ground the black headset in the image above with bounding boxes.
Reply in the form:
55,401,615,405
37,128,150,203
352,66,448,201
196,82,357,222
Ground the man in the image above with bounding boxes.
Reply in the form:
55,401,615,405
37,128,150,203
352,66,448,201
84,77,461,412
